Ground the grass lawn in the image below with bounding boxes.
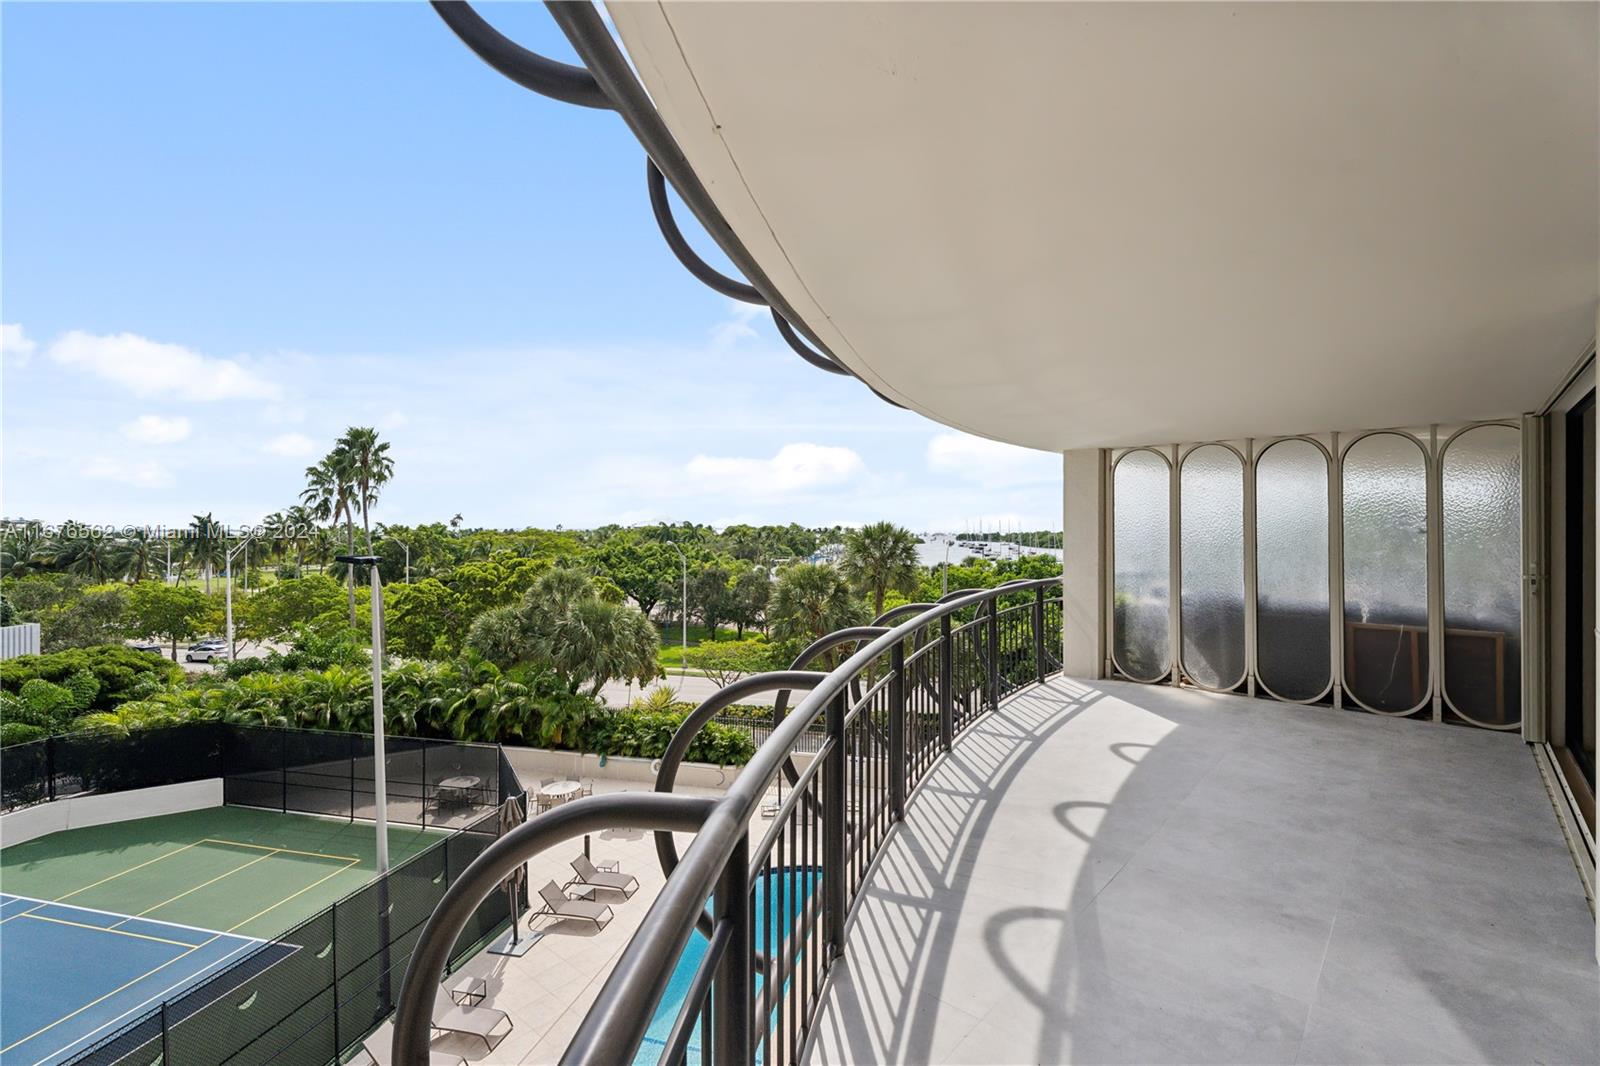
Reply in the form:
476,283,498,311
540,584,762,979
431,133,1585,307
655,624,751,669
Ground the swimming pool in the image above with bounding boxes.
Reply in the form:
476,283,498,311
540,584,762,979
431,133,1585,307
632,867,821,1066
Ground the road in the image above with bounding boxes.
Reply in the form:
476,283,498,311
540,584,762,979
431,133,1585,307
600,673,778,709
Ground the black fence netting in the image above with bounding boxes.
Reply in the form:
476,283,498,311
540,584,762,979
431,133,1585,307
65,807,518,1066
2,723,224,812
224,725,502,829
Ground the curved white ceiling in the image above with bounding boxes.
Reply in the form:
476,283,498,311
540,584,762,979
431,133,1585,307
610,2,1598,451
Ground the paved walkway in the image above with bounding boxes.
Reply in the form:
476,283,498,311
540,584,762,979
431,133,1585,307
809,678,1598,1065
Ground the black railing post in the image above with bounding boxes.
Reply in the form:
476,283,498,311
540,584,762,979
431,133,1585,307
986,599,1001,711
888,641,907,821
1033,587,1047,685
281,728,289,813
938,615,954,751
823,689,847,960
712,834,751,1066
349,733,357,821
160,1000,170,1064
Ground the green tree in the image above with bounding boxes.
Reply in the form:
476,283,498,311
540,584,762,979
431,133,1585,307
36,584,129,652
690,559,737,638
302,449,358,625
590,531,678,617
338,426,395,554
238,575,346,644
769,563,865,651
728,564,770,638
126,581,214,660
188,513,226,594
383,578,463,659
685,638,776,687
841,521,921,619
466,568,659,696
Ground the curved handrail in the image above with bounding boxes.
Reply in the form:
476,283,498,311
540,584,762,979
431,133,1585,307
394,577,1064,1066
651,672,823,899
770,310,851,377
393,792,717,1063
430,1,613,110
647,159,764,304
560,578,1060,1062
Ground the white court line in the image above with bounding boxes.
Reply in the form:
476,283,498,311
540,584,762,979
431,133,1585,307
0,893,268,945
35,934,269,1066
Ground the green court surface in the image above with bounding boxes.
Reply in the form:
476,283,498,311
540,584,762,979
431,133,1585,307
0,807,443,940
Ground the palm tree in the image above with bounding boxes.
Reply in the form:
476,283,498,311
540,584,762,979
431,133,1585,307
338,426,394,554
60,530,114,583
189,513,226,593
302,449,358,624
1,523,45,577
282,504,316,573
771,563,865,649
118,529,156,583
841,521,921,618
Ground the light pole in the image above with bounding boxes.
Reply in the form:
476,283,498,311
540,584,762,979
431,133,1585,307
665,540,687,692
224,529,258,662
338,554,390,874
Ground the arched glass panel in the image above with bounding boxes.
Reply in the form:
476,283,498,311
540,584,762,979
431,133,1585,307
1343,433,1430,713
1443,425,1522,727
1113,450,1171,682
1255,439,1331,701
1180,445,1245,689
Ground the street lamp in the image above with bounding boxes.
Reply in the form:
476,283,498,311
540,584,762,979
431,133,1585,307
664,540,687,692
224,529,258,662
337,554,390,874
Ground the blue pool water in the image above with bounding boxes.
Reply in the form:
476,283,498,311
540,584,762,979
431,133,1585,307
633,868,821,1066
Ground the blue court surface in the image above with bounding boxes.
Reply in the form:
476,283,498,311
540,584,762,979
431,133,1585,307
0,893,267,1065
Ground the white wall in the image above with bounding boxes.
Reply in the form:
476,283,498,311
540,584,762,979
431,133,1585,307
1062,449,1107,678
0,623,41,660
501,745,752,793
1,778,223,848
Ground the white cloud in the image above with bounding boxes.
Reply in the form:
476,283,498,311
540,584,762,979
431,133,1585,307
687,442,865,495
121,414,191,444
2,323,37,365
709,301,764,350
48,330,281,402
926,431,1059,487
81,456,175,489
263,432,317,458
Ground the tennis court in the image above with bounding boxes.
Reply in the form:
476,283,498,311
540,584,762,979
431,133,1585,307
0,807,440,1065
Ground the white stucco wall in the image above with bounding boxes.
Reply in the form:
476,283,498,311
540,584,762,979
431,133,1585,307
1,778,223,848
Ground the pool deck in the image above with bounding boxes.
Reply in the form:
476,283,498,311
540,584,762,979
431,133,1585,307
433,778,742,1065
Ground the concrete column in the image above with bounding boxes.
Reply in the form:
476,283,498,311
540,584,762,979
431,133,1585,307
1062,448,1106,678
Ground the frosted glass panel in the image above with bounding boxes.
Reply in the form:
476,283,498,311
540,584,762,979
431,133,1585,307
1180,445,1245,689
1343,433,1430,712
1256,439,1331,700
1443,425,1521,726
1113,450,1171,682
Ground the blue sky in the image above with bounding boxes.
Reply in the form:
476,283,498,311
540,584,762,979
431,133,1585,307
1,2,1061,533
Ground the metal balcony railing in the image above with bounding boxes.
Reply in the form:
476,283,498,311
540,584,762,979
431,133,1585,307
393,578,1065,1066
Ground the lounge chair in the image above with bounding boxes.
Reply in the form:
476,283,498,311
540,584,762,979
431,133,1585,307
432,991,514,1051
565,854,639,897
531,879,614,930
357,1021,467,1066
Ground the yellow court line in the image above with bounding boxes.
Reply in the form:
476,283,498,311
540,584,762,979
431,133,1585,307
13,913,198,949
50,841,207,903
121,850,281,923
227,858,360,934
0,927,225,1057
202,838,360,863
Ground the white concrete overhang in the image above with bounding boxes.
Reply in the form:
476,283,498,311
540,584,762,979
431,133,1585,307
608,1,1599,451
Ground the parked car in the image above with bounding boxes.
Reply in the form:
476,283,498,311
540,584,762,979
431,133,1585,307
185,642,228,663
130,642,162,655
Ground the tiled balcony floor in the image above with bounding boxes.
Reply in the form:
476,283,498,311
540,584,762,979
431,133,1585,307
808,678,1597,1065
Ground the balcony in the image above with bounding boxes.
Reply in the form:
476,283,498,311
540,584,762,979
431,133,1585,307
808,678,1597,1065
394,582,1595,1065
